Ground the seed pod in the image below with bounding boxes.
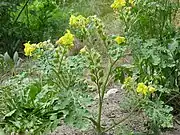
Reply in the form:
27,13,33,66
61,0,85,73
90,74,96,82
98,69,104,78
99,80,103,86
96,58,100,64
90,68,95,74
53,58,59,63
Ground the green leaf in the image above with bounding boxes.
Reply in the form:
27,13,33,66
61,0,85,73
4,109,16,119
152,55,160,65
4,52,12,63
13,51,19,63
168,39,178,52
10,121,21,129
50,114,57,121
29,83,41,100
0,129,5,135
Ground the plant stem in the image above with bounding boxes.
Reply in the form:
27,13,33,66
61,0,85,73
97,59,116,134
97,75,102,134
97,97,102,134
13,0,30,24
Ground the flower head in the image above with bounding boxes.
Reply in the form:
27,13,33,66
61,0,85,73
111,0,126,10
56,30,74,48
136,83,148,95
115,36,126,45
24,41,36,56
80,46,87,54
124,77,133,86
123,76,134,90
69,15,87,28
148,86,156,93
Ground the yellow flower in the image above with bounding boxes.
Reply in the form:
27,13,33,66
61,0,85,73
123,76,134,90
111,0,126,10
148,86,156,93
129,0,134,6
136,83,148,95
69,15,87,28
56,30,74,48
115,36,125,44
24,41,36,56
80,46,87,54
36,42,44,48
124,77,133,86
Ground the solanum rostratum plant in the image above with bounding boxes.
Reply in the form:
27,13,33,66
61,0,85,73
68,14,134,134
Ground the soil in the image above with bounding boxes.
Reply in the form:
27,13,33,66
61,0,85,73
50,85,180,135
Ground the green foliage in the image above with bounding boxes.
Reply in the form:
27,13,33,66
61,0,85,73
0,0,113,57
0,0,94,56
114,0,180,123
120,0,180,88
112,0,180,133
69,15,130,134
0,0,27,57
124,0,179,39
0,41,92,134
0,51,21,75
122,78,174,134
15,0,70,42
143,100,173,129
129,37,180,88
2,14,129,135
1,0,179,134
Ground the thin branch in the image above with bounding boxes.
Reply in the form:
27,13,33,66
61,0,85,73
165,92,180,104
104,104,139,133
13,0,30,24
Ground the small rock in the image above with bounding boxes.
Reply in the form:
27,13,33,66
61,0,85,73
104,88,119,99
94,88,119,100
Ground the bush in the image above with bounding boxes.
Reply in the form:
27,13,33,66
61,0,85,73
0,0,92,57
111,0,180,133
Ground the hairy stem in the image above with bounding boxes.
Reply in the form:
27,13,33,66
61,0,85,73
97,58,117,134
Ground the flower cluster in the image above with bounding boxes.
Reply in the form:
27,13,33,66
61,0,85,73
56,30,74,48
24,40,53,56
111,0,134,10
69,15,87,28
114,36,125,45
87,15,104,30
149,86,156,93
136,83,156,95
24,42,36,56
123,76,134,90
111,0,126,9
124,77,132,85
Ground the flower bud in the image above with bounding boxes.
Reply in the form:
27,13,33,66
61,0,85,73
98,69,104,78
90,74,96,82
